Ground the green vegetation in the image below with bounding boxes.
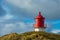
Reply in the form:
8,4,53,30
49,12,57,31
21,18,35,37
0,31,60,40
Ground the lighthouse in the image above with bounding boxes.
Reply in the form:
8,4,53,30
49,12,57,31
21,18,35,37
33,12,46,32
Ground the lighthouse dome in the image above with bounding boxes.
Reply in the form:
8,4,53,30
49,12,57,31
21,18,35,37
35,12,44,19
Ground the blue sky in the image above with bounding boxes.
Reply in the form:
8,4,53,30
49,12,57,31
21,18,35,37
0,0,60,36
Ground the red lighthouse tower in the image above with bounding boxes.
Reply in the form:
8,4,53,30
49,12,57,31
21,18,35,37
33,12,46,31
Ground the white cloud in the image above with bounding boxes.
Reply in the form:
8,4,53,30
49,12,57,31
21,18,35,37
4,14,13,19
1,24,14,35
45,22,53,32
0,14,13,22
51,30,60,33
0,22,33,36
4,0,60,20
6,0,34,9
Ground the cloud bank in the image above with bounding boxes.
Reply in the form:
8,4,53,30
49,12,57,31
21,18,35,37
0,0,60,36
4,0,60,20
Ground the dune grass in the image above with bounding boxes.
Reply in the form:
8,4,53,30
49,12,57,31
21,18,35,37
0,31,60,40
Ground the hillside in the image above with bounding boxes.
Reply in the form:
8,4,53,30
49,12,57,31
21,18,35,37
0,31,60,40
